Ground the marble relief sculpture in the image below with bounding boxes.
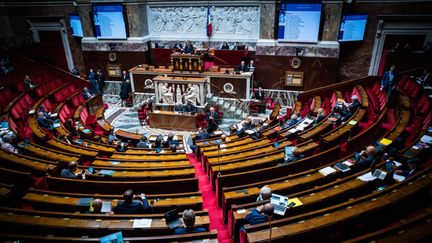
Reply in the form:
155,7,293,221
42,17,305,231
160,83,175,104
149,6,259,35
184,84,200,105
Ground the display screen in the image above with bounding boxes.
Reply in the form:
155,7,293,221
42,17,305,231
92,4,127,39
69,14,83,37
338,14,368,42
278,1,322,43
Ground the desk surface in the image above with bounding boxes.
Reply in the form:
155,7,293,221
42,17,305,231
149,111,197,131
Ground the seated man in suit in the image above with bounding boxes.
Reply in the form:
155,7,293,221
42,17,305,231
248,60,256,73
174,209,207,234
184,101,197,114
341,95,361,122
244,203,274,225
256,185,272,202
236,118,255,137
253,87,265,101
113,189,152,214
116,142,127,152
354,145,379,168
60,161,84,179
0,135,18,154
87,198,104,214
394,158,420,178
194,128,209,141
24,75,35,90
163,133,175,148
237,61,249,73
36,111,52,130
82,87,92,100
106,128,118,145
136,135,151,148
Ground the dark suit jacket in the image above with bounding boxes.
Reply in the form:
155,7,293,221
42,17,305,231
244,209,270,225
174,226,207,234
237,64,249,72
88,72,96,81
136,141,150,148
60,169,81,179
82,91,91,100
355,154,378,168
207,112,220,123
122,74,130,81
381,70,397,89
37,117,52,129
254,90,265,101
195,131,209,141
114,200,151,214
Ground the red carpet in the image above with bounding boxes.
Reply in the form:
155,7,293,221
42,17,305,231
188,153,233,243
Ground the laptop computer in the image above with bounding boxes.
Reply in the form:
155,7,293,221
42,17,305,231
164,208,181,229
372,169,387,180
270,193,289,216
284,146,294,158
101,201,112,213
100,231,124,243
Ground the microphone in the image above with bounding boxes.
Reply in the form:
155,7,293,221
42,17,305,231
268,215,272,243
217,143,221,178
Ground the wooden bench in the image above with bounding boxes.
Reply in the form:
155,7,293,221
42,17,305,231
45,176,199,195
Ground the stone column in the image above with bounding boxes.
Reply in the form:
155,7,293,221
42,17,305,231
259,1,276,40
321,2,343,41
126,3,149,37
78,5,94,37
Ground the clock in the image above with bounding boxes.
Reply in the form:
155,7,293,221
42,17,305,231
108,52,117,62
290,57,301,69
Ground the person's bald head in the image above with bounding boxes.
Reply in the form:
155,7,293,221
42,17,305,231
366,146,377,155
210,107,215,112
259,186,272,200
262,203,274,217
123,189,134,203
92,198,103,212
37,111,44,118
68,161,78,172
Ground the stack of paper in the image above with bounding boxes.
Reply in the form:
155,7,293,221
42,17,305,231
319,166,337,176
379,138,393,146
132,218,152,228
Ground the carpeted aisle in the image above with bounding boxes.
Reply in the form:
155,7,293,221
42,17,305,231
188,154,233,243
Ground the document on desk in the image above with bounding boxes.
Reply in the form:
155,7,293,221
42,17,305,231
393,174,406,182
357,172,375,182
132,218,152,228
319,166,337,176
288,128,297,133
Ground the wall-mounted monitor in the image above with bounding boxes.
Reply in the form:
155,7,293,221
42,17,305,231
338,14,368,42
92,4,127,39
277,1,322,43
69,14,83,37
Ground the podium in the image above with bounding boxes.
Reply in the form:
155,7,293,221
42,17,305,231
171,53,204,72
